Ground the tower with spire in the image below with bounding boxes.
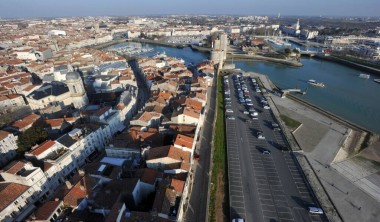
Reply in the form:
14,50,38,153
294,19,300,30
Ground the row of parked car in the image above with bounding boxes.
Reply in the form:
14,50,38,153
233,74,261,120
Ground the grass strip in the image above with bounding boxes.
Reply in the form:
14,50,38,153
209,74,228,221
280,114,301,130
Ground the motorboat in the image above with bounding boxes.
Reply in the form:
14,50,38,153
358,73,370,79
374,79,380,84
308,79,325,87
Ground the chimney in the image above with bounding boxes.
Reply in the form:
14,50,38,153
78,169,85,176
65,181,72,189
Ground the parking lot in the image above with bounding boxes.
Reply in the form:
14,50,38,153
224,74,327,222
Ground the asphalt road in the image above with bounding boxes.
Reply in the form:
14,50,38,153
184,72,217,222
225,73,327,222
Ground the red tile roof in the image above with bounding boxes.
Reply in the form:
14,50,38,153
0,130,11,140
34,200,62,220
174,134,194,150
0,183,29,211
170,178,185,194
11,113,40,130
185,98,203,111
147,145,190,164
3,161,26,174
29,140,56,156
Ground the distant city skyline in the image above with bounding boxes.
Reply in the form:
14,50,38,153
0,0,379,19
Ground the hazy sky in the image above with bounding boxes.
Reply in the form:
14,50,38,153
0,0,379,18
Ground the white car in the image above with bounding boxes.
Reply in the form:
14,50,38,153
257,132,265,139
232,219,244,222
227,116,235,120
263,105,271,110
308,207,324,214
226,109,233,113
251,111,258,117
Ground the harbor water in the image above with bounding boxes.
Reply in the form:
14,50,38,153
107,42,380,134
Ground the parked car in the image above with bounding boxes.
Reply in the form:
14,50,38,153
226,109,233,113
257,131,265,139
263,105,271,110
262,150,271,154
250,111,258,117
308,207,324,214
232,218,244,222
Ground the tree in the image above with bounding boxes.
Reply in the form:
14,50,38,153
17,126,49,153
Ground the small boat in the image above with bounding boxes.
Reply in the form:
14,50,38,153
374,79,380,84
359,73,370,79
308,79,325,87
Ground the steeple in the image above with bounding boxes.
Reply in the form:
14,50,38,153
295,19,300,30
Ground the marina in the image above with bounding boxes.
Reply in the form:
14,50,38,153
106,42,154,56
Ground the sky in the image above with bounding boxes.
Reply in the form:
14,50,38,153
0,0,379,19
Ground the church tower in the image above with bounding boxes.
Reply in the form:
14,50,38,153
295,19,300,30
65,71,89,108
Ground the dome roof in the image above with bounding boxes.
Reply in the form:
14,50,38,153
66,71,80,81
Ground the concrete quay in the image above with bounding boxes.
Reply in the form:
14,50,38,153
226,54,303,67
254,70,380,222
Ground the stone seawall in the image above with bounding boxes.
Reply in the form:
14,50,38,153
227,53,303,67
315,55,380,76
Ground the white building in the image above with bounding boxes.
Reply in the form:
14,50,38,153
0,130,18,167
0,161,51,222
48,30,67,36
26,71,88,110
300,29,319,40
14,48,53,61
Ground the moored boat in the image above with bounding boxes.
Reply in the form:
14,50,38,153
359,73,370,79
308,79,325,87
374,79,380,84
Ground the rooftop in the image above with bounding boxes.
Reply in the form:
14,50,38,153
33,200,62,220
0,130,11,140
174,134,194,150
28,81,70,100
0,182,29,212
11,113,40,130
29,140,56,156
